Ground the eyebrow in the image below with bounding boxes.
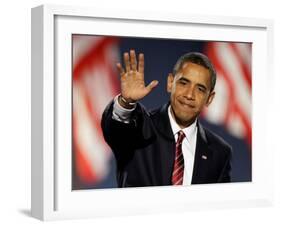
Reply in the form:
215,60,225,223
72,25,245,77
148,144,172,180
178,77,208,90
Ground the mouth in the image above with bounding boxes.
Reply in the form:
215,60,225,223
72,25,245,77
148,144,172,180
177,99,195,109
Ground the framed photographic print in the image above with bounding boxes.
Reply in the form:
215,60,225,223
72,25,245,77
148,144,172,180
31,4,274,221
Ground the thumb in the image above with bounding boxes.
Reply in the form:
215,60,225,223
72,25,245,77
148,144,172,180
145,80,159,93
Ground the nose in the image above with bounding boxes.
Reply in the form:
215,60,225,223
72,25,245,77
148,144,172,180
184,86,195,100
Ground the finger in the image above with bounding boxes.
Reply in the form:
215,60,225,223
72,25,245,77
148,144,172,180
123,52,130,72
138,53,144,74
116,63,125,76
130,49,137,71
145,80,158,94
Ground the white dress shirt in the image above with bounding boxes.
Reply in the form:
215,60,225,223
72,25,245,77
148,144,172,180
112,94,197,186
167,106,197,186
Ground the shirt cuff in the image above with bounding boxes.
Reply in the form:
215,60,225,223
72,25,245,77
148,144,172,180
112,94,136,123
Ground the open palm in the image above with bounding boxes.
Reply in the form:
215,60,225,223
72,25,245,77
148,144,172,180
117,50,158,102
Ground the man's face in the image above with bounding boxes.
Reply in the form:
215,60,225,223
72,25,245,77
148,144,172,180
167,62,215,128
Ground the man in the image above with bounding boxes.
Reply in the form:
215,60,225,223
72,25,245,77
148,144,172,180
101,49,232,187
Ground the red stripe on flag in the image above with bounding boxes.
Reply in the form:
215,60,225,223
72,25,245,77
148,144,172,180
233,102,252,148
229,43,252,90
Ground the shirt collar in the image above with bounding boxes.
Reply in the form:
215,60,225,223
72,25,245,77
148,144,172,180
168,105,197,142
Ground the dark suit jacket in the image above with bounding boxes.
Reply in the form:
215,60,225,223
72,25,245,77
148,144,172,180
101,100,232,187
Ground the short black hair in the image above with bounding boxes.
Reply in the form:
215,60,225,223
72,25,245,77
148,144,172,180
173,52,216,91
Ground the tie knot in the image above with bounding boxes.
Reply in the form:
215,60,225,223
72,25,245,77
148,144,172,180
177,130,185,145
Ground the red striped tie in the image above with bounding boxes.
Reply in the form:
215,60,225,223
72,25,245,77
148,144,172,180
172,130,186,185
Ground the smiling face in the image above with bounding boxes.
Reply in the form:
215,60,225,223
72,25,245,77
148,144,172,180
167,62,215,128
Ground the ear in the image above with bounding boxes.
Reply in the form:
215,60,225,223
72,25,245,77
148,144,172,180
205,91,215,107
167,73,174,93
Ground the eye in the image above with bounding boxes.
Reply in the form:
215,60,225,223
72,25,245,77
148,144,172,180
178,79,188,85
198,86,206,93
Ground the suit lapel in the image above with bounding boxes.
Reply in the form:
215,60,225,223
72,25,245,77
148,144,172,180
152,103,176,185
153,103,175,141
191,122,212,184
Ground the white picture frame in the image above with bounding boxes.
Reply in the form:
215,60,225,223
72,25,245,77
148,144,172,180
31,4,274,221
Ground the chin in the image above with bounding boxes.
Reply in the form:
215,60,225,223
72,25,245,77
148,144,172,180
180,117,196,126
174,112,196,126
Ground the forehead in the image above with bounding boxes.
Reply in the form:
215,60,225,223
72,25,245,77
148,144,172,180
180,61,209,74
176,62,212,87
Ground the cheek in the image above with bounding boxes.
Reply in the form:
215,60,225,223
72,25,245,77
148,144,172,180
171,85,185,97
196,96,209,108
170,87,179,99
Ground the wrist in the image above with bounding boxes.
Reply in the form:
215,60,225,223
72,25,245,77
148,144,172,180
118,95,136,109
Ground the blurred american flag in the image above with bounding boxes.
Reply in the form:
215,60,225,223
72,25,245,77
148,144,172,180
204,42,252,147
72,35,120,187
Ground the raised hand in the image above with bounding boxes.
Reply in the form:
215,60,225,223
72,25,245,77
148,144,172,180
116,50,158,106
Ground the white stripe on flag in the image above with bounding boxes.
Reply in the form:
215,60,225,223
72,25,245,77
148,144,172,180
82,65,116,118
204,72,229,124
73,81,109,180
227,110,246,138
